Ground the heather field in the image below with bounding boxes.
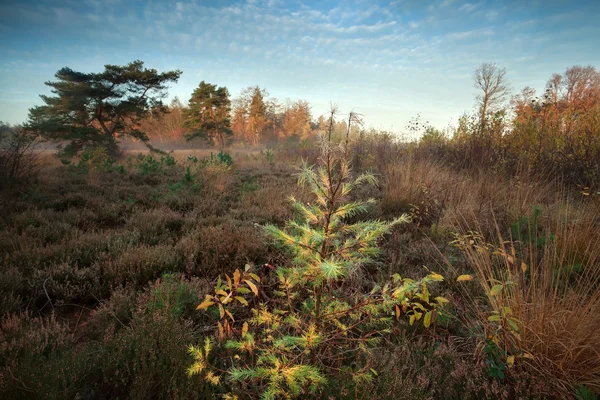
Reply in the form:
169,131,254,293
1,130,599,399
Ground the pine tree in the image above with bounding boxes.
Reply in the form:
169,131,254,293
25,60,181,157
247,87,268,146
189,108,448,398
184,81,232,149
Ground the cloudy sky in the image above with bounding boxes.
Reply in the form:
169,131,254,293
1,0,599,133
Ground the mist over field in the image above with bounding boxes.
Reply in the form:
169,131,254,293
1,1,600,399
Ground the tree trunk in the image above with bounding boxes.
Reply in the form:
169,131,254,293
106,139,121,158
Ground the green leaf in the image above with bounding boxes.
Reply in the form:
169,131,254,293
489,284,503,296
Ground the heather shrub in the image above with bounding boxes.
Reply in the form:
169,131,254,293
103,245,185,289
126,207,185,245
176,219,267,277
0,312,95,400
97,276,213,399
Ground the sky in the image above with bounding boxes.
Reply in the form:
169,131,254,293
1,0,599,135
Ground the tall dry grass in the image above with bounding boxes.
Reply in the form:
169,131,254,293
453,204,600,395
381,152,600,395
382,153,558,235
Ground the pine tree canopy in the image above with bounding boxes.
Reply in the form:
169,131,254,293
25,60,182,156
184,81,232,149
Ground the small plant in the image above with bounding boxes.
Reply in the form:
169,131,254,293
262,148,275,166
137,154,162,175
409,184,442,227
188,109,449,398
216,151,233,167
483,338,508,379
184,166,194,183
240,176,260,193
198,151,233,170
161,152,177,166
510,205,554,249
575,385,598,400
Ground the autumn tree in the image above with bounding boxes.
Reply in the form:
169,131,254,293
140,97,188,145
281,100,313,140
184,81,232,149
231,86,276,145
474,63,510,133
508,65,600,184
26,60,182,157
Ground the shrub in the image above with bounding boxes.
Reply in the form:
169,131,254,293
0,312,95,400
0,122,40,197
176,219,267,278
103,245,185,289
126,207,184,245
188,111,450,398
97,276,213,399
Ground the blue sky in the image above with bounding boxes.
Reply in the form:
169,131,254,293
1,0,599,134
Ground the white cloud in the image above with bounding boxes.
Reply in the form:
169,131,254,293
445,28,495,40
458,2,481,13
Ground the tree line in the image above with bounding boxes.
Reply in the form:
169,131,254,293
418,63,600,186
20,59,600,184
23,60,333,155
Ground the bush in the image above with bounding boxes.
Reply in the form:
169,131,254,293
189,113,451,398
0,312,95,400
176,219,267,277
0,122,40,197
103,245,185,289
96,275,213,399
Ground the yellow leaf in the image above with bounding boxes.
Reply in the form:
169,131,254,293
197,296,215,310
423,311,432,328
233,269,241,287
507,355,515,367
218,304,225,319
489,284,503,296
422,285,430,303
215,289,228,297
435,296,449,304
428,272,444,282
409,314,415,326
235,296,248,306
244,280,259,297
395,305,401,320
242,322,249,336
523,352,535,360
457,274,473,281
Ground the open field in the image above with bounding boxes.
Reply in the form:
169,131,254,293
1,137,599,399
